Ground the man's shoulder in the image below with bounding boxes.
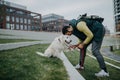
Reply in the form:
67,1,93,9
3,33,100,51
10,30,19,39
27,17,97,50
77,21,86,27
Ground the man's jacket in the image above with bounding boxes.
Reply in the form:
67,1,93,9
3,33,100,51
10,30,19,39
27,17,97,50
69,19,105,42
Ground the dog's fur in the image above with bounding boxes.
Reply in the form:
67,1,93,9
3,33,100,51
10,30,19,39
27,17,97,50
36,35,72,59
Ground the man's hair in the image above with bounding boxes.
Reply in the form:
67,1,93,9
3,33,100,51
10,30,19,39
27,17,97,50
62,26,70,35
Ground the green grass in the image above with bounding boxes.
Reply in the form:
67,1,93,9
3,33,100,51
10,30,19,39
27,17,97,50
0,39,38,44
0,34,14,36
64,50,120,80
0,44,68,80
112,49,120,56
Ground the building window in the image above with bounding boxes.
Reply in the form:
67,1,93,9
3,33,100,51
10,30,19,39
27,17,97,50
10,24,14,30
31,26,34,30
16,24,19,30
6,16,10,21
28,25,31,30
6,23,10,29
24,18,27,24
20,25,23,30
6,8,10,13
16,17,19,23
20,18,23,23
28,19,31,24
12,16,14,22
24,25,27,30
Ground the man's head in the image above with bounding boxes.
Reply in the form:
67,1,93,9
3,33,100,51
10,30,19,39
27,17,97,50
62,26,73,36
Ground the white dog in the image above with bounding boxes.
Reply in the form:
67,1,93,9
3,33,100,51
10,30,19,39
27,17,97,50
36,35,72,59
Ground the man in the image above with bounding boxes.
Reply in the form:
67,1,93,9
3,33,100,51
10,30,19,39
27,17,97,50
62,18,109,77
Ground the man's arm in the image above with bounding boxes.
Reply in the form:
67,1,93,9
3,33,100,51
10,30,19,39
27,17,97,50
77,21,94,45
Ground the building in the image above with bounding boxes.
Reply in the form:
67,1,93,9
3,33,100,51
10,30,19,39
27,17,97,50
104,26,110,35
0,0,42,31
42,13,69,32
113,0,120,32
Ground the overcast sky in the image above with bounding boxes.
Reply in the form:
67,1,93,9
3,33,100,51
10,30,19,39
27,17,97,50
5,0,114,33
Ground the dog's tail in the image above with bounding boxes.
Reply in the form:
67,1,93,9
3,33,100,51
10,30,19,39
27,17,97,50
36,51,45,57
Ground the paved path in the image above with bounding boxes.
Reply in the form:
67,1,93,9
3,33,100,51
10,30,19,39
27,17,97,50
101,47,120,61
0,41,41,51
88,45,120,62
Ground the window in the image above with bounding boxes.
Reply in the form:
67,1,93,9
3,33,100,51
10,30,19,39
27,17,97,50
28,19,31,24
16,17,19,23
16,24,19,30
10,9,14,13
24,25,27,30
6,8,10,13
10,24,14,30
24,18,27,24
20,18,23,23
6,16,10,21
28,25,31,30
20,25,23,30
6,23,10,29
12,16,14,22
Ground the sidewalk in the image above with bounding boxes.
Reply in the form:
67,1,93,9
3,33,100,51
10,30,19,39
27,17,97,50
0,41,46,51
101,47,120,61
0,42,85,80
88,46,120,62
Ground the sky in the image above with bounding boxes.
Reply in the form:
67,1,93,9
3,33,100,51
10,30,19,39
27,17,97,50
5,0,114,33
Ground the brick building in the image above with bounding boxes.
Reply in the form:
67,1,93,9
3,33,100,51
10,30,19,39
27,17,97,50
113,0,120,32
0,0,42,31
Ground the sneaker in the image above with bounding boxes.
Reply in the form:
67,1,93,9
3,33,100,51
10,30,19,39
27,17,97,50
75,64,80,69
79,66,84,70
95,70,109,77
75,64,84,70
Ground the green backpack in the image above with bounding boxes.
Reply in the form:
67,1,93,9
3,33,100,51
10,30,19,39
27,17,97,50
77,13,104,23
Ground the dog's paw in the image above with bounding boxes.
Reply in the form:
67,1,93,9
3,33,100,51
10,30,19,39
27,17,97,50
36,51,45,56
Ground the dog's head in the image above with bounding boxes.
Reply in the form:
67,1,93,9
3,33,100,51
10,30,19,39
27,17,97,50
58,35,72,45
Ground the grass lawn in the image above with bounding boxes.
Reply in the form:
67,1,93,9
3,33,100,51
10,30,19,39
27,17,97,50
0,34,14,36
0,39,38,44
64,50,120,80
0,44,68,80
112,49,120,56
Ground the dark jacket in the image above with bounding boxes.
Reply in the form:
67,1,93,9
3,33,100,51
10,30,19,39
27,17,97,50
69,19,105,42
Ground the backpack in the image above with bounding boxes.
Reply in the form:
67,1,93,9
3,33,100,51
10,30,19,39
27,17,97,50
77,13,104,23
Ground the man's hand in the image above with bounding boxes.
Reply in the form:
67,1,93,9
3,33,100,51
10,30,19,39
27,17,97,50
69,45,77,49
77,43,85,49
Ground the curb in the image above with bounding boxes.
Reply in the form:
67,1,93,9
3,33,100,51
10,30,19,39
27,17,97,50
61,52,85,80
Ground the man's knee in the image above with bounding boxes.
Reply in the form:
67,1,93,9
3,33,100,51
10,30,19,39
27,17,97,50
92,49,100,57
